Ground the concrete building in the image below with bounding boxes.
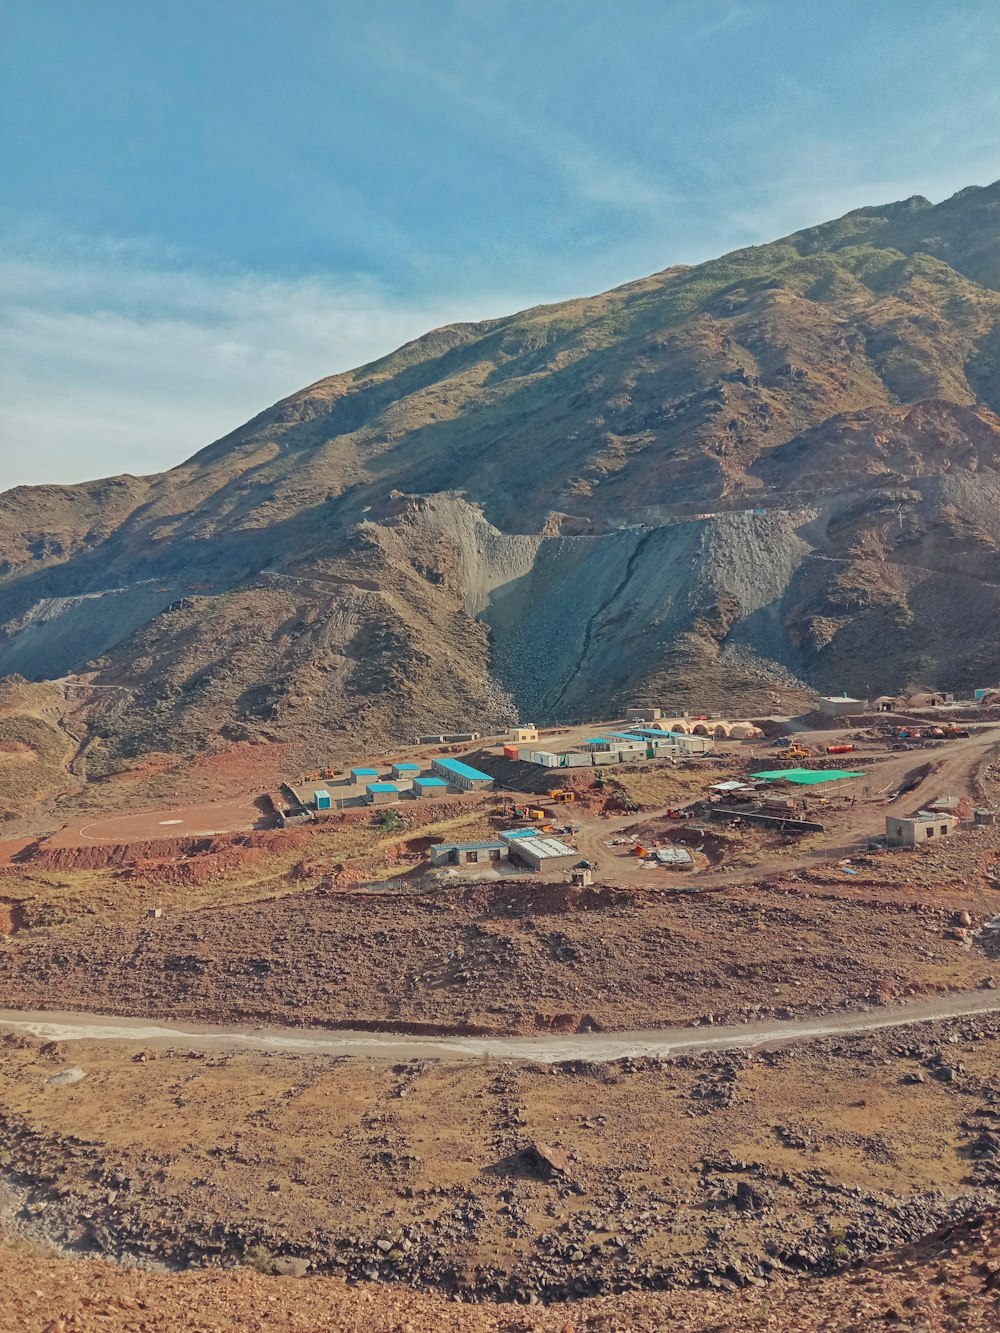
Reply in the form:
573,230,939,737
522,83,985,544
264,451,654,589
367,782,399,805
627,707,661,722
430,757,494,791
391,762,422,780
430,840,507,867
314,789,332,810
350,767,381,785
413,775,448,797
510,725,539,744
886,812,958,847
508,836,579,872
818,696,863,718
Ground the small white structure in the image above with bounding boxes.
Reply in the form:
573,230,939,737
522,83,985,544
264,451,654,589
819,695,863,718
886,813,958,847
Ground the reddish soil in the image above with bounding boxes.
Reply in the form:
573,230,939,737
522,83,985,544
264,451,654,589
44,795,268,847
18,828,310,876
0,837,36,865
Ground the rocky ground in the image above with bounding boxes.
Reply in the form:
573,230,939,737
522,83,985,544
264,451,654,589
0,869,997,1035
2,1013,1000,1323
3,1205,1000,1332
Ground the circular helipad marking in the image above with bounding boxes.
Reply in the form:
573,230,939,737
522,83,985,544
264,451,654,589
158,820,183,825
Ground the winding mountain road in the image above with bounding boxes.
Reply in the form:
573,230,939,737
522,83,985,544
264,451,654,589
2,989,999,1065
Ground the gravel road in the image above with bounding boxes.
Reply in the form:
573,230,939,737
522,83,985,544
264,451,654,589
3,989,1000,1064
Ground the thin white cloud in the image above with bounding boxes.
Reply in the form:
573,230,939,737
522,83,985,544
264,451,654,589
0,244,550,492
360,25,676,214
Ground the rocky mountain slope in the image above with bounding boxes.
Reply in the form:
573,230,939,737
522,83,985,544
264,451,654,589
3,183,1000,760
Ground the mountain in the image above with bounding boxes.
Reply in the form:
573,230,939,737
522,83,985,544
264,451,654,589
4,182,1000,762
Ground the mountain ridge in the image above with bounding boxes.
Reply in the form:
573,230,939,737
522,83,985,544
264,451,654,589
3,182,1000,762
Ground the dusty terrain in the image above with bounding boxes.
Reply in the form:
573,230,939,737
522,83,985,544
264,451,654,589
4,1206,1000,1332
4,186,1000,761
2,1012,1000,1320
0,688,999,1325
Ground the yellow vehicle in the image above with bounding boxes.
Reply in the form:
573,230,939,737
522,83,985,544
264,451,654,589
781,743,813,760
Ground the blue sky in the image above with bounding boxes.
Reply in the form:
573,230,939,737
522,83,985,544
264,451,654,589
2,0,999,489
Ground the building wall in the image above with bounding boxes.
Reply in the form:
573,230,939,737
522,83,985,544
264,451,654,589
887,816,956,847
512,848,578,871
431,844,507,866
430,759,494,790
819,698,861,717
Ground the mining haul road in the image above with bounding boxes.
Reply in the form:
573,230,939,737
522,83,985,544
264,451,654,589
2,990,1000,1064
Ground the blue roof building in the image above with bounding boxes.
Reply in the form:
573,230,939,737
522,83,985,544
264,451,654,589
430,757,494,791
367,781,399,805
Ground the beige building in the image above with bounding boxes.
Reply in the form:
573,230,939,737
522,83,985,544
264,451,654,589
886,813,958,847
510,725,539,744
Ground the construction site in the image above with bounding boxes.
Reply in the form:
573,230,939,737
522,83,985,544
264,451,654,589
4,683,1000,1315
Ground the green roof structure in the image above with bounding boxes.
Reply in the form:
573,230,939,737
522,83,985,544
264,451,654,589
751,767,866,786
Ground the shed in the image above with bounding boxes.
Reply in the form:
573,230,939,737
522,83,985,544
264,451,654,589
430,840,508,867
413,776,448,797
508,836,578,872
367,782,399,805
430,757,494,791
818,695,863,718
886,813,958,847
351,767,381,783
391,762,421,779
525,750,560,768
314,789,332,810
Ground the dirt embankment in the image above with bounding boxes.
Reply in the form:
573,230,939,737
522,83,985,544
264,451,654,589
0,870,996,1036
20,829,311,876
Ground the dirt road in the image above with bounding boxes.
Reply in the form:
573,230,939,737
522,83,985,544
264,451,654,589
3,988,1000,1063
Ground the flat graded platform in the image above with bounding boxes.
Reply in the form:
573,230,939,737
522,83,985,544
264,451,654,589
46,795,263,847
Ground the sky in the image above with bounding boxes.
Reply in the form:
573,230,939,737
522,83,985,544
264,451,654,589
2,1,999,491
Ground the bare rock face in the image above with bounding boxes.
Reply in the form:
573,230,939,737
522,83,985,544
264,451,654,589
4,184,1000,760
